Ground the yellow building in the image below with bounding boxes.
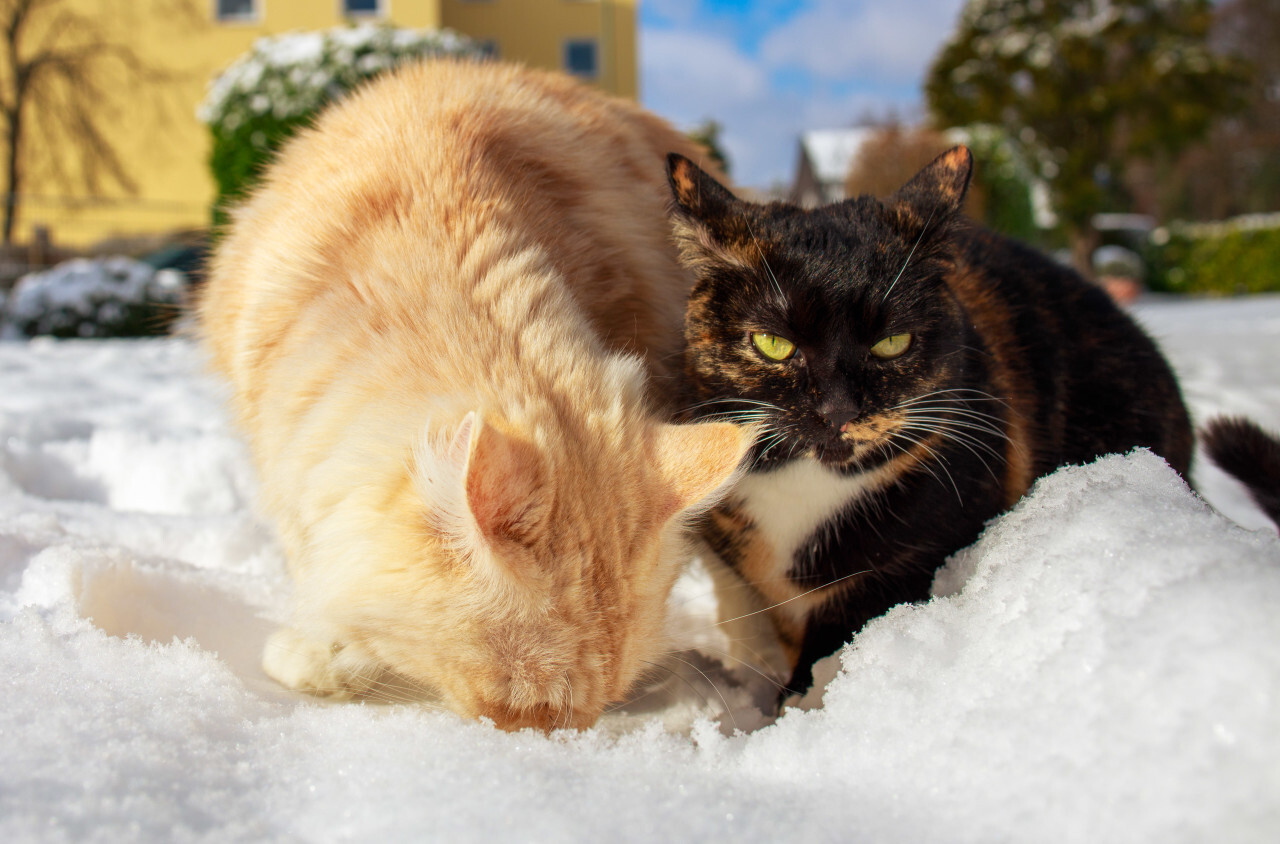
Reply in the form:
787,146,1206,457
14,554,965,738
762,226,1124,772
17,0,637,247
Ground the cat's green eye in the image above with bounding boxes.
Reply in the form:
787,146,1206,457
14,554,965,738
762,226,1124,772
751,332,796,361
870,333,912,359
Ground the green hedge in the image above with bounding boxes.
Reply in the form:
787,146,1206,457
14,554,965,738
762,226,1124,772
1146,215,1280,295
959,125,1043,246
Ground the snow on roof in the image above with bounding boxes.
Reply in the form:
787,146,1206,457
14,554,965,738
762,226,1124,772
800,127,878,185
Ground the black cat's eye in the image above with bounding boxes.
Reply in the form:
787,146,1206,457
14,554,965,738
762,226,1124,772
870,333,912,359
751,332,796,362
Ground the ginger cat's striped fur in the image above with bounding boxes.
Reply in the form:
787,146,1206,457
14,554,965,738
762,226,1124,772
199,60,752,730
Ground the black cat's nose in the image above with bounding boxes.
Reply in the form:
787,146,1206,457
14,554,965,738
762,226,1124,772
819,399,861,431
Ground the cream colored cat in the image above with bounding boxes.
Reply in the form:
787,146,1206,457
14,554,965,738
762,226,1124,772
199,60,752,730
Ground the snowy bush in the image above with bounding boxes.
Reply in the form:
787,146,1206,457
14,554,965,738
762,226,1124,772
2,257,187,339
199,24,482,217
1147,213,1280,295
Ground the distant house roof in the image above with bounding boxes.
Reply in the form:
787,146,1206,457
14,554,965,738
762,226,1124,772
789,128,877,207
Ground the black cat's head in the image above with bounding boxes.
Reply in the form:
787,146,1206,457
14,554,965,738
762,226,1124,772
667,147,976,471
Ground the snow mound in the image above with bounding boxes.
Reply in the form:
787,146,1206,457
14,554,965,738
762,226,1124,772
2,296,1279,839
766,450,1280,841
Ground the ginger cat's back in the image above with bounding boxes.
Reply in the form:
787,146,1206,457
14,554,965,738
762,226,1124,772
200,60,751,730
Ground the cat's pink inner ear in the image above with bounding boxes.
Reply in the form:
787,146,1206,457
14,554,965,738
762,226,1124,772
464,419,546,546
653,422,755,520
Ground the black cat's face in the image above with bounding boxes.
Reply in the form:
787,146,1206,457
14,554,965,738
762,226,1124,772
669,149,974,472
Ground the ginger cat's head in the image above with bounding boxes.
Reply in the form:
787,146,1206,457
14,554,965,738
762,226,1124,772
312,402,753,731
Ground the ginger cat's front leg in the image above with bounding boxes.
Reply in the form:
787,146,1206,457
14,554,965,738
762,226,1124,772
262,627,373,699
700,544,791,685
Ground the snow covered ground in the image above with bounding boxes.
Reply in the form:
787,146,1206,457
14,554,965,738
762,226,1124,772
2,295,1279,842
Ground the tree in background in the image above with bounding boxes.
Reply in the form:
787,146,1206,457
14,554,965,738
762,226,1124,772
0,0,194,244
844,124,958,202
686,119,731,177
844,123,1044,246
1166,0,1280,220
925,0,1250,274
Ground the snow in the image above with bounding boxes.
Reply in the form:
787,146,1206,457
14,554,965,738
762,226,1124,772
2,295,1280,841
197,24,480,129
1158,211,1280,241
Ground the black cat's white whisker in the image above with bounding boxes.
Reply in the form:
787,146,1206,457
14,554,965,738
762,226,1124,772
902,411,1009,444
640,656,739,732
682,396,787,413
895,401,1011,437
894,395,1010,417
900,413,1007,457
911,420,1007,448
880,205,937,304
910,423,1007,463
752,424,797,462
713,568,872,628
902,406,1028,465
606,664,677,714
679,643,792,694
901,421,1003,483
895,388,1010,408
887,428,964,503
697,410,776,427
745,219,786,301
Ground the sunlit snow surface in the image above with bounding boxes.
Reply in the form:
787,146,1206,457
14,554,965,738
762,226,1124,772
2,296,1279,842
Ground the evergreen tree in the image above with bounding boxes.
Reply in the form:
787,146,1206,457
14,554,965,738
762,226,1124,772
687,119,731,178
925,0,1250,273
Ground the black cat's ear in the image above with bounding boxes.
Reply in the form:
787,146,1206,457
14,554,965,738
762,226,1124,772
666,154,752,271
892,146,973,221
666,154,738,221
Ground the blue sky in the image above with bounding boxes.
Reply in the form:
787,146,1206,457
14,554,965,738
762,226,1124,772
638,0,969,189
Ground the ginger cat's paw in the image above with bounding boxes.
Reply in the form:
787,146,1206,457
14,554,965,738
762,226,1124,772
262,627,359,699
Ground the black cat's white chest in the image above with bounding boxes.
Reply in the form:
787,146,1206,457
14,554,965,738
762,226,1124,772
732,458,889,616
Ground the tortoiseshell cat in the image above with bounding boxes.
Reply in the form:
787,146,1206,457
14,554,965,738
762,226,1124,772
667,147,1194,698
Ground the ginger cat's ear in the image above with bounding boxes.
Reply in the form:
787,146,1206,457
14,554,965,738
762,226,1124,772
417,412,547,554
891,145,973,222
653,421,756,521
464,417,548,548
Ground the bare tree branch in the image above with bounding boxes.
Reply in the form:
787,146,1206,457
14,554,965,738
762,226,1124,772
0,0,201,243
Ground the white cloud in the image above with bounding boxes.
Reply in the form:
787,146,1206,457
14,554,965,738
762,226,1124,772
639,2,965,190
641,0,701,27
641,28,790,188
760,0,966,83
640,28,769,117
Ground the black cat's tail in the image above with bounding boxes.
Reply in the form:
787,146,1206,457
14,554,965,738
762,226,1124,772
1201,416,1280,527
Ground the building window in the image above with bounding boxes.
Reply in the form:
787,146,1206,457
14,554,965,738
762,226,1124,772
215,0,257,21
343,0,382,15
563,39,598,78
